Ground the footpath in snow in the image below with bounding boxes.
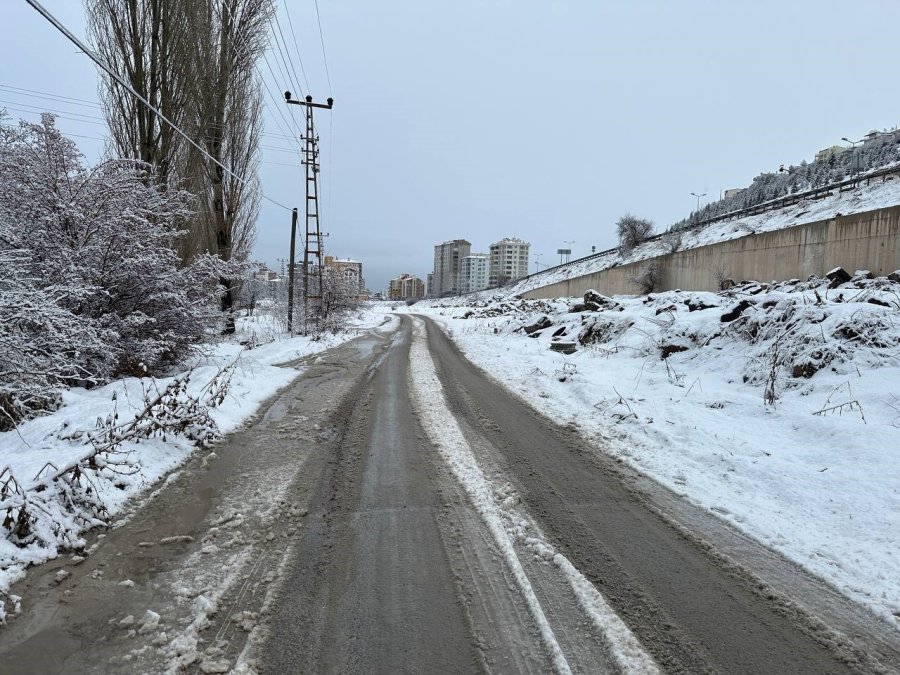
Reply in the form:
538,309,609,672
406,272,900,630
0,309,382,621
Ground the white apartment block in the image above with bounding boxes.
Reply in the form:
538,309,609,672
432,239,471,296
458,253,489,294
489,237,530,287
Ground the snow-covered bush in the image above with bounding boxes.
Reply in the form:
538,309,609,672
632,263,660,294
616,214,654,254
0,114,226,429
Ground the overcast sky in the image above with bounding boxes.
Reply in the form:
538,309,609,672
3,1,900,291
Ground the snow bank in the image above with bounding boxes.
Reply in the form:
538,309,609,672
0,308,381,621
410,276,900,629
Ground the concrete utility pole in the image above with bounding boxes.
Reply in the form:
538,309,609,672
287,207,298,333
285,92,334,333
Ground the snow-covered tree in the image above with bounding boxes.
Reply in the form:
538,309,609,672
616,214,654,254
0,115,227,429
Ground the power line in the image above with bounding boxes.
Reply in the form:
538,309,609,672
0,84,296,141
0,84,102,109
261,144,302,154
313,0,333,95
24,0,293,212
2,89,296,146
266,16,309,154
259,53,305,161
263,159,304,169
273,11,305,100
283,3,311,93
0,98,105,123
267,19,301,100
0,104,106,127
255,61,302,150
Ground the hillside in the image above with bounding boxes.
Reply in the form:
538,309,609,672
509,172,900,297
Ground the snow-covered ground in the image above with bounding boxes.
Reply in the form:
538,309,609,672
507,177,900,296
404,274,900,629
0,308,381,620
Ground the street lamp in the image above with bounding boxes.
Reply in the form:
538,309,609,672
690,192,706,216
841,137,863,178
779,164,818,188
563,240,575,263
534,253,544,273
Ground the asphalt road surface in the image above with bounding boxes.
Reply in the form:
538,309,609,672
2,314,898,674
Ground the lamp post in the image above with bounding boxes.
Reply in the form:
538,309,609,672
534,253,544,273
690,192,706,220
563,240,575,263
841,137,863,178
779,164,818,188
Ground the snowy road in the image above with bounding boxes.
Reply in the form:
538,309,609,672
0,316,896,673
260,315,872,674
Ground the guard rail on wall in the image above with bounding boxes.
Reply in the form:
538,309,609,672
518,163,900,284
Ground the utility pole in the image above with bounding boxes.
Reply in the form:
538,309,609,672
287,207,298,333
285,92,334,333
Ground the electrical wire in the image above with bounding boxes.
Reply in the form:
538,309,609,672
24,0,293,212
273,11,305,100
0,104,106,127
0,84,102,109
2,81,296,144
267,19,301,101
260,52,305,159
313,0,333,95
0,98,105,122
283,3,311,93
263,29,306,144
3,96,301,156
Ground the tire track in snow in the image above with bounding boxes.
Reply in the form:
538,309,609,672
408,317,659,674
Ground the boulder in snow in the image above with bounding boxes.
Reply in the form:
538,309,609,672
720,300,754,323
684,297,718,312
826,267,852,288
523,316,552,335
583,289,622,312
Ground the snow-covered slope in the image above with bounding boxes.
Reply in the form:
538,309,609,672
409,274,900,629
508,177,900,297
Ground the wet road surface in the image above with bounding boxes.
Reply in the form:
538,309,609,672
2,315,898,674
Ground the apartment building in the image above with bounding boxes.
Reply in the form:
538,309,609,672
488,237,530,287
432,239,471,296
458,253,490,294
388,273,425,301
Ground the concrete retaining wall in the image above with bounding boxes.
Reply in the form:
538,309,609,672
523,205,900,299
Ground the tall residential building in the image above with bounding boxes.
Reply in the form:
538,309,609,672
432,239,471,297
489,237,530,287
426,272,434,298
458,253,490,294
388,273,425,300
